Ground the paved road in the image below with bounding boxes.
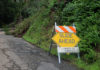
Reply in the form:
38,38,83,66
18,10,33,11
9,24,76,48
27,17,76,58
0,31,80,70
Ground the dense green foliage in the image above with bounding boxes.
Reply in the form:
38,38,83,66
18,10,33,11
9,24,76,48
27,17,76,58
14,0,57,36
14,0,100,63
14,0,100,60
60,0,100,63
3,0,100,70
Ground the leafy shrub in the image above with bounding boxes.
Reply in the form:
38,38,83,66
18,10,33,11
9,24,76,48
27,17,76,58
83,49,96,63
13,0,100,63
59,0,100,63
14,16,33,36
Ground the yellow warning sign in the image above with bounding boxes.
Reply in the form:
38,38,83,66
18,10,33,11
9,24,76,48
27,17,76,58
52,33,80,47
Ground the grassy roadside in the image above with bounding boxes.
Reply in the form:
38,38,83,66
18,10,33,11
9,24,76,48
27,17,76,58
3,20,100,70
22,15,100,70
3,0,100,70
74,58,100,70
3,10,100,70
23,31,100,70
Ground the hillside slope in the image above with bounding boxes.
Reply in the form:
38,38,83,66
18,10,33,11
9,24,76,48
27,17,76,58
13,0,100,70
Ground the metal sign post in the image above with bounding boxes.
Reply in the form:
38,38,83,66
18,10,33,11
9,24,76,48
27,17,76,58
73,23,80,59
55,22,61,64
49,26,55,55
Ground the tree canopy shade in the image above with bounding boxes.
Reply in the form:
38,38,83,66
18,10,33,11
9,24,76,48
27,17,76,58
0,0,21,25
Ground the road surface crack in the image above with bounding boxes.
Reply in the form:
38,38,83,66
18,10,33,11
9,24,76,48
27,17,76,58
1,49,22,70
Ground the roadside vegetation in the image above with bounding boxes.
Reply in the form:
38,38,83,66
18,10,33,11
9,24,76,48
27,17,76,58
0,0,100,70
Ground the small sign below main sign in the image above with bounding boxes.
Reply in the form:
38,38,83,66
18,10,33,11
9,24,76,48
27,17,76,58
52,33,80,47
58,47,79,53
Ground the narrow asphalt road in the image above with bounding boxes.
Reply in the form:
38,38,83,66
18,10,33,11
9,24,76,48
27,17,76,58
0,31,80,70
